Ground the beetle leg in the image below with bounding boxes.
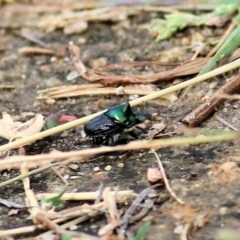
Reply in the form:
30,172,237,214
135,125,148,133
127,131,139,139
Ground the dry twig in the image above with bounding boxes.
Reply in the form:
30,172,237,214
69,43,210,84
152,150,185,205
215,115,238,131
36,190,137,202
119,185,159,236
182,73,240,127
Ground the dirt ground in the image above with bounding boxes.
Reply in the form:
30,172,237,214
0,2,240,240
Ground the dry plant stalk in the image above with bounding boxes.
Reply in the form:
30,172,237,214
182,73,240,127
21,164,62,234
216,115,238,131
98,188,120,237
37,84,159,99
0,133,237,171
69,42,210,84
0,189,136,237
1,56,240,153
152,151,184,205
0,85,14,89
21,164,44,223
36,190,137,202
18,47,55,55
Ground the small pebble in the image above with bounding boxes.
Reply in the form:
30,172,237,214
173,224,184,234
219,207,228,215
129,94,139,100
223,108,228,113
63,175,69,180
50,56,57,62
70,176,81,180
233,104,239,109
105,165,112,171
78,37,86,44
45,98,55,105
66,70,79,81
89,224,98,229
181,37,190,46
90,57,108,69
68,163,79,171
60,131,69,138
93,166,100,172
63,57,70,62
118,163,124,168
69,225,78,230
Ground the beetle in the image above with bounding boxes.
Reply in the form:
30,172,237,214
84,102,150,144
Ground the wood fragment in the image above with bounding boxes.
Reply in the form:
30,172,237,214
182,74,240,127
18,47,55,55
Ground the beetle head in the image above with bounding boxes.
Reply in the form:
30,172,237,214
107,102,150,128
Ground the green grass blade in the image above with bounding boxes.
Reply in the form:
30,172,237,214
134,222,151,240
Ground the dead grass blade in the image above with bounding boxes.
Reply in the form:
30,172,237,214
69,43,209,84
0,112,44,142
152,151,184,205
1,56,240,153
0,132,237,170
37,84,158,99
36,190,137,202
98,187,120,237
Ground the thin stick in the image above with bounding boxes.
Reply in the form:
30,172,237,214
21,164,40,221
0,226,38,237
51,166,68,185
216,115,238,131
180,223,191,240
182,73,240,127
0,58,240,153
207,21,236,57
152,150,185,205
36,190,137,201
0,163,58,188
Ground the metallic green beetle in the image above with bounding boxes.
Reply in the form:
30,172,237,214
84,102,150,143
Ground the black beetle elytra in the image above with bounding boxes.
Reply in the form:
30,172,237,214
84,102,150,144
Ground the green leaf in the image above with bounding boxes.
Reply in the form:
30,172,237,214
41,187,67,208
42,111,64,130
215,229,239,240
200,24,240,75
134,222,151,240
61,234,72,240
151,3,238,42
